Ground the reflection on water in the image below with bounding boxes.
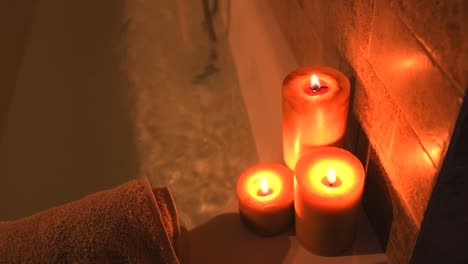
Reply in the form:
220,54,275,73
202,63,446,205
120,0,258,228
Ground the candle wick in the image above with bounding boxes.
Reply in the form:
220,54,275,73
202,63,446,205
310,85,328,93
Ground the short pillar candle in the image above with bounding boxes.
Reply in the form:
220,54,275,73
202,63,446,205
294,147,365,255
237,163,294,236
282,66,350,169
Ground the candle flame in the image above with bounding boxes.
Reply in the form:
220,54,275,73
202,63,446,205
260,176,269,194
310,74,321,89
327,168,336,185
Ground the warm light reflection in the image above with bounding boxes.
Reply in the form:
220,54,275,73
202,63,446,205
293,132,301,167
310,74,320,89
260,176,269,195
327,168,336,185
392,54,425,71
403,58,416,68
304,159,362,207
245,171,282,201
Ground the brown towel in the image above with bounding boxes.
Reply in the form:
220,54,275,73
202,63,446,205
0,177,181,264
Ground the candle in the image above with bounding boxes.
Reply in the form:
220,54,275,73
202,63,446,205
236,163,294,236
294,147,365,255
282,66,350,169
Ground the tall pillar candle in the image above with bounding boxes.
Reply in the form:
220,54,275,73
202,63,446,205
282,66,350,169
294,147,365,256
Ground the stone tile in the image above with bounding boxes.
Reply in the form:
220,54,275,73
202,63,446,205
280,0,375,66
344,110,360,153
385,194,419,264
369,0,462,168
389,0,467,94
412,95,468,263
296,0,358,67
362,148,418,264
353,75,398,158
388,113,438,226
351,0,376,56
347,42,399,158
326,0,375,58
355,126,370,170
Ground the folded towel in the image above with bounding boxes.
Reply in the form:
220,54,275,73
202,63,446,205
0,177,181,264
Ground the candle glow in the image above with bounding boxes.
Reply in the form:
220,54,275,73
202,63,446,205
260,176,269,195
327,168,336,186
310,74,321,92
304,160,361,208
246,171,281,201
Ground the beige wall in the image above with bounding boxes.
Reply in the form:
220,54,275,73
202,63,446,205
0,1,37,138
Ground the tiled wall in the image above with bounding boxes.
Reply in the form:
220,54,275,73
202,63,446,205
411,93,468,263
269,0,466,263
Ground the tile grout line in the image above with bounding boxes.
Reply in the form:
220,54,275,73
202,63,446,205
362,119,422,229
360,45,439,171
386,109,399,160
365,0,377,58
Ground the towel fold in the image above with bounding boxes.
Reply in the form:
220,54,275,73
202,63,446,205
0,177,181,264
